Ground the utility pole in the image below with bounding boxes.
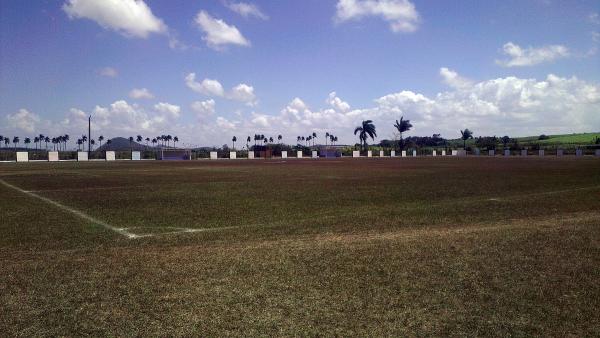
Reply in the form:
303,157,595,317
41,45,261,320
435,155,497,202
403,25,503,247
88,115,91,152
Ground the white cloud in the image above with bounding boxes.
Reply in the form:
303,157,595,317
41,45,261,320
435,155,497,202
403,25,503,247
216,116,237,130
191,99,216,119
194,10,250,49
496,42,570,67
589,12,600,25
185,73,225,96
326,92,351,112
335,0,420,33
153,102,181,119
5,109,42,134
439,67,473,89
63,0,167,38
228,83,257,106
129,88,154,99
225,2,268,20
98,66,118,77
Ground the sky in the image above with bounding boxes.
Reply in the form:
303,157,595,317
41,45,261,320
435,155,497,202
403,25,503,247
0,0,599,148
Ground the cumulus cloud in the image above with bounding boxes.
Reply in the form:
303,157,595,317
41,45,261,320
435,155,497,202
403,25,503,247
194,10,250,49
153,102,180,119
228,83,257,106
335,0,420,33
98,66,118,77
62,0,167,38
589,12,600,25
496,42,570,67
224,1,268,20
5,109,42,134
129,88,154,99
326,92,351,112
185,73,225,96
191,99,216,119
439,67,473,89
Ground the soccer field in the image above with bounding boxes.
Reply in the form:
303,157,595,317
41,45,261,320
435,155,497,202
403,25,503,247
1,157,599,336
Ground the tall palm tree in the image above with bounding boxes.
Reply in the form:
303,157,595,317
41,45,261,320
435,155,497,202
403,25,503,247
0,135,4,148
34,136,39,150
312,132,317,146
277,134,282,144
330,134,335,146
90,139,95,151
129,136,134,150
136,135,143,145
152,138,157,147
106,139,112,148
77,139,83,151
166,135,173,148
232,136,237,150
52,137,57,150
38,134,45,149
24,137,31,149
394,116,412,150
81,135,87,151
98,135,104,148
12,136,19,150
44,136,50,150
325,132,330,147
354,120,377,151
173,136,179,148
145,137,150,149
269,136,273,143
460,129,474,149
334,136,338,145
4,137,10,148
246,136,251,149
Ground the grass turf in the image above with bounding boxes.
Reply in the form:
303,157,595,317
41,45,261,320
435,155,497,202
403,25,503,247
1,157,599,336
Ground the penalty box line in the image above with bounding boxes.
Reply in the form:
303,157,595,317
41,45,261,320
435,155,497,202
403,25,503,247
0,179,142,239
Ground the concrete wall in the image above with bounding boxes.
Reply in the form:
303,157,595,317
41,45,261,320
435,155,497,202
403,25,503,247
210,151,217,160
297,150,302,158
312,151,318,158
16,152,28,162
352,151,360,157
402,151,407,157
48,151,59,162
248,151,255,159
367,151,372,157
131,151,141,161
488,150,495,156
456,150,466,157
412,150,417,157
390,151,396,157
432,150,437,156
379,150,384,157
105,151,116,161
77,152,88,162
451,150,458,156
521,150,527,157
539,150,544,157
281,151,287,159
442,150,446,156
504,150,510,156
229,152,236,159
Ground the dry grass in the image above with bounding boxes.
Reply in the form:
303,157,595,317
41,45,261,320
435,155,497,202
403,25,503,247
1,157,599,336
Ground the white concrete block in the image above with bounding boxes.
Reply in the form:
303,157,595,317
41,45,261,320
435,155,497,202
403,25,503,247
48,151,59,162
281,151,287,159
402,151,407,157
390,151,396,157
105,151,115,161
77,152,88,162
229,151,237,159
16,152,28,162
131,151,141,161
456,150,466,157
210,151,218,160
538,150,544,157
442,150,446,156
504,150,510,156
248,151,254,159
452,150,458,156
379,150,384,157
367,151,372,157
488,150,495,156
297,150,302,158
432,150,437,157
412,150,417,157
557,149,563,157
521,150,527,157
312,150,318,158
576,149,583,157
352,150,360,158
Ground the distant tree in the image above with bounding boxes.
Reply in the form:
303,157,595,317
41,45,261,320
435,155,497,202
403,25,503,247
151,138,157,147
173,136,179,148
34,137,40,150
128,136,134,150
90,139,95,151
394,116,412,150
263,138,267,145
12,136,19,150
81,135,88,151
538,134,550,140
98,135,104,149
232,136,237,150
5,137,10,148
501,136,510,148
62,134,70,151
460,129,474,149
145,137,150,148
106,139,112,147
38,134,44,149
312,132,317,146
278,134,282,144
595,137,600,145
247,136,251,149
76,139,83,151
24,137,31,149
136,135,143,145
354,120,377,151
51,137,57,151
325,132,330,146
269,136,274,143
44,136,50,150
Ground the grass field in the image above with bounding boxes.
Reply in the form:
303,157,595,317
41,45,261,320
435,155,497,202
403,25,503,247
1,157,600,336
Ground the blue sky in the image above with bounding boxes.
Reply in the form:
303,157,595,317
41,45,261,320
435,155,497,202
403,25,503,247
1,0,599,147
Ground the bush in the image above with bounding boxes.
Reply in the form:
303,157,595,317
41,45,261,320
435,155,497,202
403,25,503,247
538,134,550,140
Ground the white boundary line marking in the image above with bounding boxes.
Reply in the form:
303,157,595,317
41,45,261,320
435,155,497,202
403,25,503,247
0,178,143,239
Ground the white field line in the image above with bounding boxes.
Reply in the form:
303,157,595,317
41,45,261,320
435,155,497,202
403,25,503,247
0,179,143,239
487,185,600,201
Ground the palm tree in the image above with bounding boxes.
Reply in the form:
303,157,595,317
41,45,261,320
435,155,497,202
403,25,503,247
246,136,251,149
106,139,112,148
278,135,282,144
0,135,3,148
52,137,57,150
129,136,134,150
4,137,10,148
34,136,39,150
312,132,317,146
12,136,19,150
145,137,150,148
98,135,104,149
90,139,96,151
173,136,179,148
44,136,50,150
232,136,237,150
76,139,83,151
269,136,273,143
166,135,173,148
297,136,301,144
334,136,338,145
325,132,330,147
24,137,31,149
330,134,335,146
63,134,70,151
151,138,157,147
394,116,412,150
306,136,312,147
460,129,474,149
136,135,143,145
81,135,87,151
354,120,377,151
